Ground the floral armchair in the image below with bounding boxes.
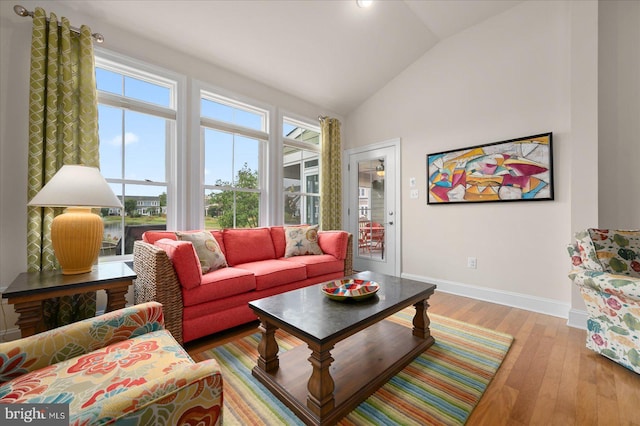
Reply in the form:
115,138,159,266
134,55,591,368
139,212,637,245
0,302,223,425
568,229,640,374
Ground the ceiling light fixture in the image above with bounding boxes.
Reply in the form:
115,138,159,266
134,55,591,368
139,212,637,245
357,0,373,8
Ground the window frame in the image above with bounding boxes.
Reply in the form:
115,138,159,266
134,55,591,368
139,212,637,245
281,113,322,225
94,50,327,247
193,81,274,229
95,48,187,261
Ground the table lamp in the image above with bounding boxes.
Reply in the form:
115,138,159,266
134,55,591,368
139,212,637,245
28,165,123,275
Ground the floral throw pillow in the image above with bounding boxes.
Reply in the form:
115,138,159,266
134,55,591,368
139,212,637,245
284,225,323,257
575,229,604,272
175,231,227,273
587,229,640,276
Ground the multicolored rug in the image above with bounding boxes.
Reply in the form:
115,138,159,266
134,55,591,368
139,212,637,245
197,309,513,425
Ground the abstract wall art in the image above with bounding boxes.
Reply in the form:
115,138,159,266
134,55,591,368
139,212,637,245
427,132,553,204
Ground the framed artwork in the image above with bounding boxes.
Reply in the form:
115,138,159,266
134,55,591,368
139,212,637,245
427,132,553,204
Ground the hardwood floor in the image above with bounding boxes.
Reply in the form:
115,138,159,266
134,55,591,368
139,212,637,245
186,292,640,426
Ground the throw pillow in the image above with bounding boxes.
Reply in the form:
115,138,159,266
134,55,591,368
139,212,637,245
575,229,603,272
284,225,323,257
587,229,640,275
153,238,202,289
175,231,227,273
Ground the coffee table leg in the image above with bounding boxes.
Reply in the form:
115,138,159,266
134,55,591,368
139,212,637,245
306,344,335,417
256,319,280,372
412,299,432,339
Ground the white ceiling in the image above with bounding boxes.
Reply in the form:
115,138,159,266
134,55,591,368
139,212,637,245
55,0,522,115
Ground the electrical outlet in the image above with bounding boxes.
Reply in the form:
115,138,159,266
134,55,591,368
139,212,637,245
467,257,477,269
410,189,419,199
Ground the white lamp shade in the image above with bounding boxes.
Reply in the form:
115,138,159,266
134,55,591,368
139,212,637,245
28,165,123,208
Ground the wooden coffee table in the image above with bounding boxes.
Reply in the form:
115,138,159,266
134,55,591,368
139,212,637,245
249,271,436,426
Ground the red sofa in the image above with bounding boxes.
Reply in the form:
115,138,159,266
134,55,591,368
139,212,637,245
133,226,353,344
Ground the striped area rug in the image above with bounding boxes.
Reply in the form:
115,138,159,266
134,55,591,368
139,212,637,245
198,308,513,425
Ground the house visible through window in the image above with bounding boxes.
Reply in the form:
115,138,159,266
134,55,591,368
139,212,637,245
283,118,321,225
95,50,323,259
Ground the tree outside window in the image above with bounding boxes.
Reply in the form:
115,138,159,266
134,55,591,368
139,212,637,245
206,163,259,229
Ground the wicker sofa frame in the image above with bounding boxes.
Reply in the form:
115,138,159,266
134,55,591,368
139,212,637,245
133,233,353,344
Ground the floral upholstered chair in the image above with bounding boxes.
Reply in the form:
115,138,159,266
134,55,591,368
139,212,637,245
0,302,223,425
568,229,640,374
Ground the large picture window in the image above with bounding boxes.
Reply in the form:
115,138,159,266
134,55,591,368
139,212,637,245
283,118,321,225
94,51,323,259
201,92,268,229
95,53,179,258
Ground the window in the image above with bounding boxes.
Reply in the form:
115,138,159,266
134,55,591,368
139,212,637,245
283,118,321,225
96,53,179,258
95,50,324,253
200,91,268,229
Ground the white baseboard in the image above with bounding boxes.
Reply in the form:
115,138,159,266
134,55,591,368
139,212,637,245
401,272,581,324
567,308,588,330
0,327,21,342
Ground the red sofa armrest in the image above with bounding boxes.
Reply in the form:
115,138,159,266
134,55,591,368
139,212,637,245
318,231,349,260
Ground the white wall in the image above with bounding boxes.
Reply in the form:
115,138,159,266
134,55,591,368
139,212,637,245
598,0,640,229
1,1,637,338
0,0,339,339
344,1,603,319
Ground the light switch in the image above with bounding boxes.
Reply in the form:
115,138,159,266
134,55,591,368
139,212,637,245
409,177,416,187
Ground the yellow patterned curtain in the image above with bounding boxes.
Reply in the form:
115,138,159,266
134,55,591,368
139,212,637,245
319,117,342,230
26,8,100,328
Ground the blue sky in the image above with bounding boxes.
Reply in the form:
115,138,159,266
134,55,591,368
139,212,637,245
96,68,269,198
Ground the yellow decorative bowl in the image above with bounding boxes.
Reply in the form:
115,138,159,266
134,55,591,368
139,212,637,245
321,279,380,301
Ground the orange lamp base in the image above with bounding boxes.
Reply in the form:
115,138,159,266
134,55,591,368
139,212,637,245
51,207,103,275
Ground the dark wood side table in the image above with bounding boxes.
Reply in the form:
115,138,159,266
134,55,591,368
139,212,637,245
2,262,136,338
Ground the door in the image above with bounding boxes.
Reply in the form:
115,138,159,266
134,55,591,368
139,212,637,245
347,141,400,276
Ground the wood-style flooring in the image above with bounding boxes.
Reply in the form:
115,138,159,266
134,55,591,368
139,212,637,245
187,291,640,426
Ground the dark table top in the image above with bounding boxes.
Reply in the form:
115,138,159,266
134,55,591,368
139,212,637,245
2,262,136,299
249,271,436,344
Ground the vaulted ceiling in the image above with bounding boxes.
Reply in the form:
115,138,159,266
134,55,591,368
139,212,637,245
55,0,523,115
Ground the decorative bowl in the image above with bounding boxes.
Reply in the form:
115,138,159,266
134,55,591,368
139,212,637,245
321,279,380,301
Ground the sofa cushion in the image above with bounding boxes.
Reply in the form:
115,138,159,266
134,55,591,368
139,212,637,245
282,254,344,278
284,225,323,257
270,226,286,258
154,239,202,289
234,259,306,291
144,230,179,244
567,242,583,267
176,231,228,273
587,229,640,277
143,230,226,254
0,329,193,410
223,228,276,266
575,229,604,272
272,227,350,260
182,267,256,307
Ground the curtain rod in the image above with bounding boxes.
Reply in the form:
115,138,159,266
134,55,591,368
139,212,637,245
14,4,104,43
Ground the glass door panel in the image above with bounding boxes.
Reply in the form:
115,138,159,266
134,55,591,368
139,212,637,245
357,158,386,260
